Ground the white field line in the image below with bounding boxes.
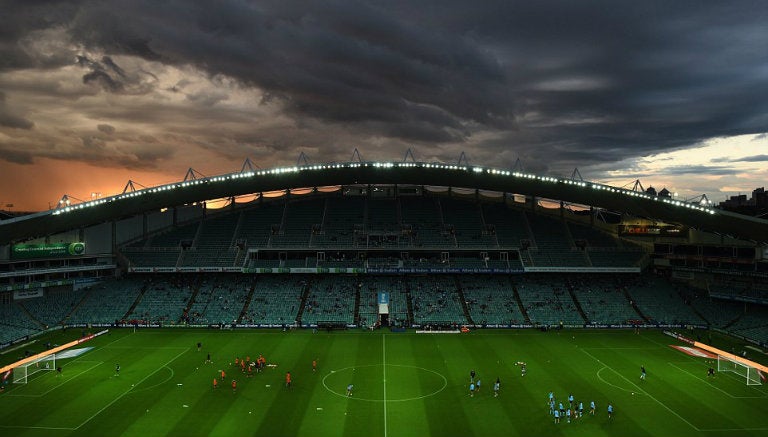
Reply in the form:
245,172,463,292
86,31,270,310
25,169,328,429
667,362,765,399
75,347,190,430
5,361,104,398
580,348,700,431
382,334,388,437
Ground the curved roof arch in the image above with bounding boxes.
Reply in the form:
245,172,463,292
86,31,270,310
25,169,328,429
1,161,766,244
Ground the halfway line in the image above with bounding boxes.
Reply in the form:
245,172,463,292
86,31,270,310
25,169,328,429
383,334,387,437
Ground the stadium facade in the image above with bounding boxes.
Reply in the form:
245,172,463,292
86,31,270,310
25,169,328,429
1,161,767,348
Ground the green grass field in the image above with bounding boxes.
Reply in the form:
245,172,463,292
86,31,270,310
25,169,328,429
0,328,766,437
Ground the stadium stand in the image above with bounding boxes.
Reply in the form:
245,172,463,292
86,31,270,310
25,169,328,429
459,276,526,325
358,276,410,328
410,276,467,326
125,276,194,324
241,276,304,326
625,276,706,325
0,302,41,345
514,275,585,325
67,278,145,325
20,287,89,328
301,276,358,326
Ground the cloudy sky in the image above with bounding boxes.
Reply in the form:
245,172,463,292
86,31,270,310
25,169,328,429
1,0,767,211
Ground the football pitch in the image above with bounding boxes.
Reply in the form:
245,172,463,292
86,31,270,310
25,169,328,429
0,328,766,437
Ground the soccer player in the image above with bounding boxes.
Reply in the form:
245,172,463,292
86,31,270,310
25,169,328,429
56,366,62,377
115,363,120,376
234,357,239,367
707,367,715,377
476,378,481,392
566,408,571,423
231,379,237,393
520,362,527,377
549,398,555,416
470,370,475,383
469,382,475,397
220,369,226,381
590,400,596,416
240,360,246,373
607,403,613,419
568,393,574,408
578,401,584,418
640,365,646,381
312,359,317,372
205,353,212,364
285,372,291,388
559,402,565,417
197,342,202,352
347,383,354,397
554,409,560,424
213,378,218,389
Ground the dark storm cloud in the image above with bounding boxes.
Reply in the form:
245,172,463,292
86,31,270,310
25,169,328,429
1,0,767,173
0,92,34,129
712,154,768,163
97,124,116,134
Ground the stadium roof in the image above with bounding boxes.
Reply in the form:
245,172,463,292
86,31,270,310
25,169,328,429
1,161,766,245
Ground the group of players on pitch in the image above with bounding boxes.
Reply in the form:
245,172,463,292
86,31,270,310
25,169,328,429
548,391,613,423
467,361,525,398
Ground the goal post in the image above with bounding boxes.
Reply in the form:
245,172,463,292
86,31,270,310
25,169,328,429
12,353,56,385
695,341,767,386
0,329,109,387
717,354,763,386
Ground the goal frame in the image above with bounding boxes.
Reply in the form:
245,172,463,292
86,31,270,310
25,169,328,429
12,353,56,384
717,355,762,386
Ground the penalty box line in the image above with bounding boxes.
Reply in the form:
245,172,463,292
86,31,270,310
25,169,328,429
667,362,765,400
580,348,701,432
4,361,105,398
75,347,191,430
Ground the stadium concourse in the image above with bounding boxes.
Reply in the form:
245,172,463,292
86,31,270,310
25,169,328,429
0,160,766,349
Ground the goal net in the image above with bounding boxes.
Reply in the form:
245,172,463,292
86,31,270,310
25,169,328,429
717,355,763,386
12,353,56,384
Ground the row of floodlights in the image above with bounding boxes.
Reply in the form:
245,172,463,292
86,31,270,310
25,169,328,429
51,161,716,216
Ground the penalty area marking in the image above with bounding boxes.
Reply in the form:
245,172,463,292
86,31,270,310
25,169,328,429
126,366,175,394
4,361,104,398
581,348,700,431
321,364,448,402
74,347,190,430
667,362,765,399
596,366,641,395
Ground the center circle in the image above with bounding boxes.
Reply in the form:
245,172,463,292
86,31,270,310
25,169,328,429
322,364,447,402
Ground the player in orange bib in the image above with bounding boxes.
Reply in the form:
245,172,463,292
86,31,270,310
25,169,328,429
231,379,237,393
221,369,226,381
213,378,218,389
240,360,246,373
312,359,317,372
285,372,291,388
234,357,239,367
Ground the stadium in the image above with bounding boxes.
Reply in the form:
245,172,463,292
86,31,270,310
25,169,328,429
1,158,767,437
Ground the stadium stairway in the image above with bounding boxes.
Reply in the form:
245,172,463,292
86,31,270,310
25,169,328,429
353,283,361,326
566,283,590,324
621,287,650,323
122,282,149,321
404,281,415,326
236,279,257,324
509,277,532,324
18,302,46,330
295,279,312,325
453,276,475,325
60,287,94,326
182,281,203,323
